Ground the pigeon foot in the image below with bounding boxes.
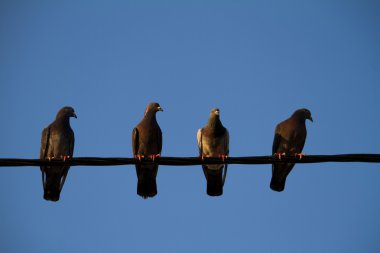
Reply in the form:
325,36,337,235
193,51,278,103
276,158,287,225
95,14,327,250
61,155,71,161
149,154,160,161
274,152,286,159
295,153,305,160
218,154,228,162
135,155,145,161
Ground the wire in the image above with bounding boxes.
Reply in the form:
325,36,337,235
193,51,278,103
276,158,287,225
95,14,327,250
1,154,380,167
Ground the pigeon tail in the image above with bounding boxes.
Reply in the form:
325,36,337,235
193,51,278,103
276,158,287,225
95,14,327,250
44,189,60,202
137,172,157,199
43,173,62,201
270,177,286,192
204,168,224,196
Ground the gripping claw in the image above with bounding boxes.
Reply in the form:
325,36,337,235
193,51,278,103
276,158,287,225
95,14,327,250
274,152,286,160
135,155,145,161
149,154,161,161
219,154,228,162
295,153,305,160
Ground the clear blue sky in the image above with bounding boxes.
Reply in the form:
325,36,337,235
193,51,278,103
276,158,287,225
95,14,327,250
1,1,379,252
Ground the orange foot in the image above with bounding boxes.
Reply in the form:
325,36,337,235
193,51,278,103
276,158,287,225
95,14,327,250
61,155,71,161
295,153,305,160
149,154,161,161
201,155,210,161
134,155,145,161
274,152,286,160
219,154,228,162
47,156,55,161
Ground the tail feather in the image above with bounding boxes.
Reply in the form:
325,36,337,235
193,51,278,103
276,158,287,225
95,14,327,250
203,166,223,196
270,176,286,192
43,172,62,201
137,175,157,199
41,166,69,201
136,165,158,199
270,164,294,192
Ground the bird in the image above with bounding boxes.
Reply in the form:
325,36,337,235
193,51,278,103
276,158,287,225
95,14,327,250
40,106,77,201
197,108,229,196
271,108,313,192
132,102,163,199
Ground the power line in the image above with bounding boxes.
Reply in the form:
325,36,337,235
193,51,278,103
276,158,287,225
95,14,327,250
1,154,380,167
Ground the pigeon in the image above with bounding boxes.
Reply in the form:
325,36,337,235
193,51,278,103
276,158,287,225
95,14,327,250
40,106,77,201
271,108,313,192
132,102,163,199
197,108,229,196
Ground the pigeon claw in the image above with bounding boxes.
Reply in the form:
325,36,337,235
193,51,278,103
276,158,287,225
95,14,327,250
274,152,286,160
219,154,228,162
149,154,161,161
295,153,305,160
61,155,71,161
135,155,145,161
201,155,210,161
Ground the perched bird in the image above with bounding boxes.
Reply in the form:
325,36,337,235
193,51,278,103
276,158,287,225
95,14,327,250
271,108,313,192
132,102,163,199
197,108,229,196
40,106,77,201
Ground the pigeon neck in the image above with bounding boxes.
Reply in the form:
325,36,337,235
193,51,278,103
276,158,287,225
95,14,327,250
56,115,71,126
208,116,223,130
144,111,157,121
291,113,306,124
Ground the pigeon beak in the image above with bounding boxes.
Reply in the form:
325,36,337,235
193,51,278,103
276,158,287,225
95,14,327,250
157,106,163,112
72,112,77,118
308,116,313,122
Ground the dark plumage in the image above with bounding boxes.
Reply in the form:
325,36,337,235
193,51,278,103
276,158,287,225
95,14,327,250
132,102,163,199
197,108,229,196
40,106,76,201
271,108,313,192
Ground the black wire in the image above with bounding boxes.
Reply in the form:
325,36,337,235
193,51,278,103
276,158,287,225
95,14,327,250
0,154,380,167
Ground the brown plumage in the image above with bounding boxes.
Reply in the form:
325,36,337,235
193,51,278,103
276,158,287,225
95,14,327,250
271,108,313,192
132,102,163,199
40,106,76,201
197,108,229,196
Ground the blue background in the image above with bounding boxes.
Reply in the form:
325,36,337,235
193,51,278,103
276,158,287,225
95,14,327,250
1,1,379,252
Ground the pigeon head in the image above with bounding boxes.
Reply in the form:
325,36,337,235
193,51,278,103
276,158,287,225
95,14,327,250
293,108,313,122
207,108,224,129
210,108,220,118
56,106,77,120
145,102,163,116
